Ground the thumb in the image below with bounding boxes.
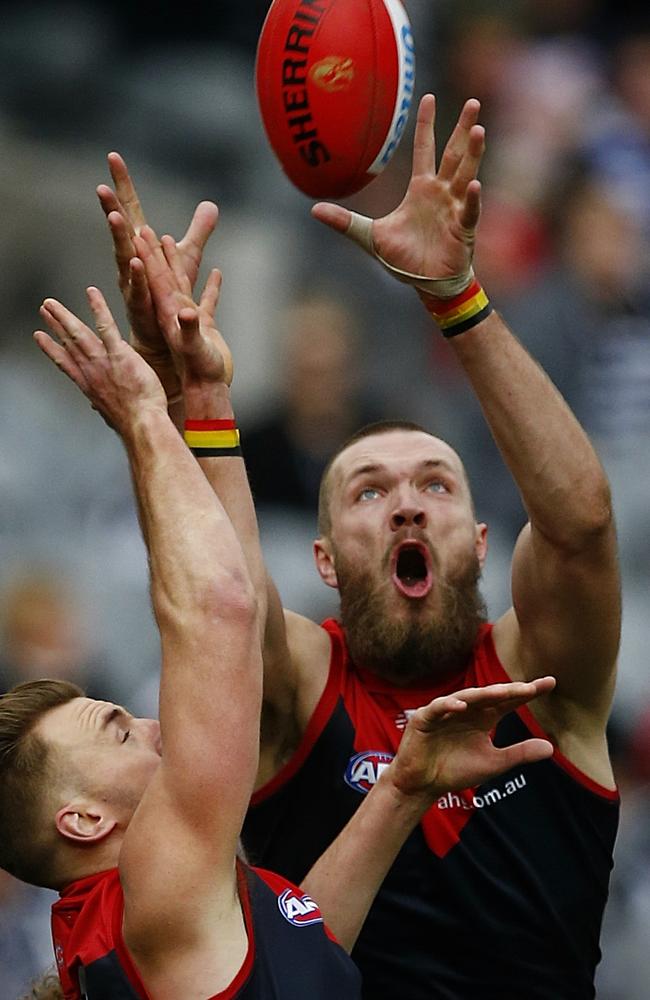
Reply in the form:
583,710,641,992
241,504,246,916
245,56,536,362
311,202,354,234
177,307,202,351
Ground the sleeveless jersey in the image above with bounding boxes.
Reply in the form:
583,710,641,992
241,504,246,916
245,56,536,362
242,621,619,1000
51,862,361,999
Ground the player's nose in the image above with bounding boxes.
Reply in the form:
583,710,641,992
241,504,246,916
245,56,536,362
135,717,162,753
389,489,427,530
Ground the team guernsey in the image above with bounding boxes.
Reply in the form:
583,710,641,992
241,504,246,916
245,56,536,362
242,620,619,1000
51,862,361,999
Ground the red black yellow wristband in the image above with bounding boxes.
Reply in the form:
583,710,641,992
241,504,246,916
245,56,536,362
184,419,241,457
420,279,492,337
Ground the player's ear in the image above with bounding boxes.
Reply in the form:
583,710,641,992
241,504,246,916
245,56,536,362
55,801,117,845
314,537,339,589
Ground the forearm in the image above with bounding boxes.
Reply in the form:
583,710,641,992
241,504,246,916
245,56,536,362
446,308,612,545
182,381,269,629
301,776,428,953
125,407,252,625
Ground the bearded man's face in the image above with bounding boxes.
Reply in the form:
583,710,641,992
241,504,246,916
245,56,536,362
314,430,488,683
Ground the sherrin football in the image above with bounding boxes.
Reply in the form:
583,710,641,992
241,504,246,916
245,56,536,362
255,0,416,198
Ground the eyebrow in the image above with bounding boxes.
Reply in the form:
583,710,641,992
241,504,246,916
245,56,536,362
100,706,126,730
346,458,458,483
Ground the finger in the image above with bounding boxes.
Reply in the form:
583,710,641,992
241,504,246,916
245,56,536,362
135,225,169,274
134,233,182,334
493,738,554,772
41,298,101,361
107,210,136,290
416,678,553,727
96,184,124,223
411,93,437,178
133,230,172,286
199,268,223,319
178,306,201,346
128,257,154,316
177,307,214,366
33,330,90,392
437,99,481,182
39,302,69,342
107,151,146,232
161,235,191,295
311,202,354,234
450,124,486,199
86,287,123,352
459,180,482,234
178,201,219,285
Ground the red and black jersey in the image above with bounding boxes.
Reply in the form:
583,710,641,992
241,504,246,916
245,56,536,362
51,862,361,999
242,620,619,1000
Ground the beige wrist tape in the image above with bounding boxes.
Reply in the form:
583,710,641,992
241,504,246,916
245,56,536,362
345,212,475,299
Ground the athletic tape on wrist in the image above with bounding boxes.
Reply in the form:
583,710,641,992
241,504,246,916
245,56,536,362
419,279,492,337
345,212,475,298
184,419,241,457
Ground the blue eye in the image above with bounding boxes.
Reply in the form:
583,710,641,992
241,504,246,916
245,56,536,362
359,487,380,501
427,481,448,494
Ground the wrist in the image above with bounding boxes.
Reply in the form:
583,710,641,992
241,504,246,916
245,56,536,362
375,767,434,824
418,278,492,337
121,402,173,448
183,415,241,459
182,381,233,421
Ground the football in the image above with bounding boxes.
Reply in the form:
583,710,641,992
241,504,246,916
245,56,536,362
255,0,416,198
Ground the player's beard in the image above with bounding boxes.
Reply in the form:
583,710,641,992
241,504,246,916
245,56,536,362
335,547,487,685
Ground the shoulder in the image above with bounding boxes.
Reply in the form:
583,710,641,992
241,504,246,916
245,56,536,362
285,611,335,680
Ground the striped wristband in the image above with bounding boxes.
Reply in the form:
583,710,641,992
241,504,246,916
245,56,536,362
184,419,241,457
420,279,492,337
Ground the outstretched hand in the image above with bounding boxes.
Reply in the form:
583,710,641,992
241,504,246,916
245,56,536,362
133,224,233,390
389,677,556,804
312,94,484,285
34,288,166,433
97,152,218,395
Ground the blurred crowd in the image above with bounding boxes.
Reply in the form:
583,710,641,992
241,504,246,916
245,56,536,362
0,0,648,995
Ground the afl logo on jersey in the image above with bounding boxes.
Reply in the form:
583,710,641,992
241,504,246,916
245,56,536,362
278,888,324,927
344,750,395,794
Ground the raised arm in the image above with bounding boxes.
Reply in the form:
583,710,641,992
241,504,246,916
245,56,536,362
35,291,261,963
98,157,328,780
132,226,330,779
312,95,620,776
302,675,555,951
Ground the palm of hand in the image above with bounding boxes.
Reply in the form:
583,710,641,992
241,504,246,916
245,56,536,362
372,176,474,280
104,347,166,423
182,310,234,387
394,709,498,798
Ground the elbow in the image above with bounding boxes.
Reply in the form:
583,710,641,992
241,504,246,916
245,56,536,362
578,477,614,539
555,477,615,552
204,566,258,626
155,566,258,634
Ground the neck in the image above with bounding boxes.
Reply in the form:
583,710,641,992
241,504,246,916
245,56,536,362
56,836,122,892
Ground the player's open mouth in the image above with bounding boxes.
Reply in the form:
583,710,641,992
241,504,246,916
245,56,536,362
391,542,433,599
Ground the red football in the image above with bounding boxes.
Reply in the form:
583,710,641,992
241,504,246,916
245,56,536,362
255,0,416,198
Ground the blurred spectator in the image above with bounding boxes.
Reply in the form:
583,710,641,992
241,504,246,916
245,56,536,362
242,293,381,514
0,568,113,700
241,292,385,621
581,27,650,239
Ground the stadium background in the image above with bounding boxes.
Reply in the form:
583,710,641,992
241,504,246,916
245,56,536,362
0,1,648,995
